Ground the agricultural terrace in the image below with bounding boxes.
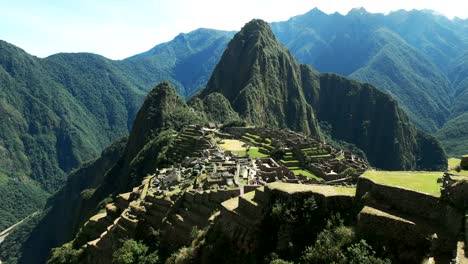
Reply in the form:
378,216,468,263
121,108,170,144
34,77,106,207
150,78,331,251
448,158,468,176
301,147,333,160
361,171,442,197
282,149,322,181
241,131,322,181
218,139,267,158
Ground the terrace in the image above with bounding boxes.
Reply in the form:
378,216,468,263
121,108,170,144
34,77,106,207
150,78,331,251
361,171,442,197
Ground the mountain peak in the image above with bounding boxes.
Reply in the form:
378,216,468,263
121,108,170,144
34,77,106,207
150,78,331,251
305,7,326,16
347,7,369,16
238,19,276,42
198,20,320,136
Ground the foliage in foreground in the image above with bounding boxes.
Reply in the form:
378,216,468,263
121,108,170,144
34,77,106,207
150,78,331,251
113,239,159,264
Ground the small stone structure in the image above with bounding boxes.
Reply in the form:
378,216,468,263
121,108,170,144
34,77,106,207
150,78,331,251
440,172,468,211
461,155,468,170
224,127,368,183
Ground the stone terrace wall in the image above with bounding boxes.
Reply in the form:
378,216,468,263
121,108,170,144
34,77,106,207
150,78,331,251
356,177,463,236
265,183,355,213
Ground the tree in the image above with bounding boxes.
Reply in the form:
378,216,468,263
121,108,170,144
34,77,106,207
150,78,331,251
113,239,159,264
346,240,390,264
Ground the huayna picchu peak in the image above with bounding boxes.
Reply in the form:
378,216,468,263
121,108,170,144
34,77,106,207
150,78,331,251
1,9,467,264
197,19,446,171
198,19,320,136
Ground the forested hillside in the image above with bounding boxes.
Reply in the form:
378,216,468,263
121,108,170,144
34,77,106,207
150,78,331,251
270,8,468,155
0,29,232,230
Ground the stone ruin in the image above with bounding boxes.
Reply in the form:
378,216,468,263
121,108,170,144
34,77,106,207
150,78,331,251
224,127,368,184
461,155,468,170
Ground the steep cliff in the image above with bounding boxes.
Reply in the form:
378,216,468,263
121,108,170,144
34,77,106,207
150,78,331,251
198,19,320,136
197,19,446,170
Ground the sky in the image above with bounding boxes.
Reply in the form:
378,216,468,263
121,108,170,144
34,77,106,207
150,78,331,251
0,0,467,60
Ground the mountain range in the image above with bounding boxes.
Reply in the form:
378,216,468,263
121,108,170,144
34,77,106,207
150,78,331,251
0,7,466,263
0,30,233,231
0,18,448,264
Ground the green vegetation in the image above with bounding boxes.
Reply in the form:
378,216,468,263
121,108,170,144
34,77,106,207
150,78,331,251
291,169,321,181
47,243,84,264
0,29,233,232
4,12,465,263
448,158,468,176
265,203,389,264
301,218,389,264
196,19,447,171
1,137,128,264
362,171,442,196
0,178,48,230
271,8,465,139
246,147,268,158
436,112,468,157
198,19,320,136
113,239,159,264
0,212,42,263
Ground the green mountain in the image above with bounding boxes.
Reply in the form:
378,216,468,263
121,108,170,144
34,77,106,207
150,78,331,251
196,19,446,171
0,41,141,231
1,19,448,264
270,8,468,153
197,20,320,136
0,82,203,264
2,9,467,233
0,30,231,231
436,112,468,156
119,29,234,98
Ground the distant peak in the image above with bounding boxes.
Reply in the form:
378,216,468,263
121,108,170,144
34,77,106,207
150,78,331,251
347,7,369,16
310,7,325,14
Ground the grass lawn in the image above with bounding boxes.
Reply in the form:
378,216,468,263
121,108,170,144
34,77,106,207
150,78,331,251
361,171,442,197
246,147,268,158
448,158,468,176
268,182,355,196
219,139,247,152
292,169,322,181
229,146,268,158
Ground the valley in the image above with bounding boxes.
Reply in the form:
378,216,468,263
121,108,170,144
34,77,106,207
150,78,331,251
0,6,467,264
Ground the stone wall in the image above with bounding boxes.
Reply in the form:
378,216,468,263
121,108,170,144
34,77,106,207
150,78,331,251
441,175,468,211
356,177,463,236
265,183,355,213
357,206,427,247
461,155,468,170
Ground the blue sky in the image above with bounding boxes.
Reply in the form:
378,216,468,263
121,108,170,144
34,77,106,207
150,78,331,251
1,0,467,59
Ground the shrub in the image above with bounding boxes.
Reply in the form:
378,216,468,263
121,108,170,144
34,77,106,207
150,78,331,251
346,240,390,264
270,259,294,264
165,246,196,264
47,243,83,264
113,239,158,264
